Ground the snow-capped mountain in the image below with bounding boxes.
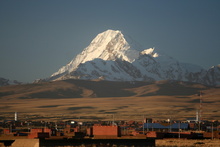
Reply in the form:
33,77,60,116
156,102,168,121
51,30,140,79
0,77,22,87
48,29,220,86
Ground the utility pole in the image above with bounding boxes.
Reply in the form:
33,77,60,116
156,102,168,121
212,122,214,140
143,115,145,135
199,91,203,131
112,114,115,126
147,119,149,132
178,121,180,139
168,118,172,132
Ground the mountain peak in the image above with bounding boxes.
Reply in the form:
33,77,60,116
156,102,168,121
91,29,122,44
100,29,121,35
51,30,140,78
89,29,129,53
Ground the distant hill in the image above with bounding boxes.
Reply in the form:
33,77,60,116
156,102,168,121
1,79,220,121
0,79,215,99
0,77,22,87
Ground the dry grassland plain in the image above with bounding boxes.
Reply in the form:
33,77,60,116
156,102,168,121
0,80,220,121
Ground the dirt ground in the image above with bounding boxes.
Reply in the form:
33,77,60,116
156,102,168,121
156,139,220,147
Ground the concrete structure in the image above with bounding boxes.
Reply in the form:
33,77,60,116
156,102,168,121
144,118,153,123
63,125,79,137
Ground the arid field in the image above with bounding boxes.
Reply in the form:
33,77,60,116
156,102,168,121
0,80,220,121
156,139,220,147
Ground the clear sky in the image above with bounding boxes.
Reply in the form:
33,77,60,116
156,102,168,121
1,0,220,83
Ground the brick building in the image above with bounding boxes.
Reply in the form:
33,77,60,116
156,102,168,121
91,126,121,138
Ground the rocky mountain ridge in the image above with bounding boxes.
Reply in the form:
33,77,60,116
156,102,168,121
0,77,22,87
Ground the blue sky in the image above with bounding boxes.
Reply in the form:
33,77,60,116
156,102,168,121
0,0,220,82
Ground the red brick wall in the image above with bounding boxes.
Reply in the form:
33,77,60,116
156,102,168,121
146,131,165,139
146,131,157,138
87,127,93,136
28,128,51,139
93,126,120,136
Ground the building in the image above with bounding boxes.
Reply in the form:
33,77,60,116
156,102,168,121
28,128,51,139
144,123,189,132
91,126,121,138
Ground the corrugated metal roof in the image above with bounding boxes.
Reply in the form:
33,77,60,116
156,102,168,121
144,123,188,129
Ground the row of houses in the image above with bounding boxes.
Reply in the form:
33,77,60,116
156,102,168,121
1,120,220,140
1,113,220,146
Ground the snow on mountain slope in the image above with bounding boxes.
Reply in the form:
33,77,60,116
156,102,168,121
205,65,220,85
48,29,219,86
51,30,140,78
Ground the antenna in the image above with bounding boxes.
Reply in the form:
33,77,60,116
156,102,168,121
198,91,203,131
199,91,203,122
